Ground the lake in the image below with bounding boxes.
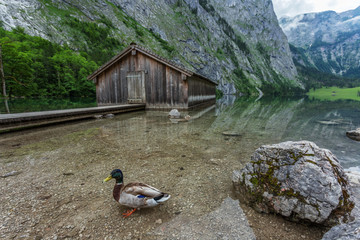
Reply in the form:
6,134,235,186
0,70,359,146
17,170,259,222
1,96,359,170
0,96,359,239
215,96,360,170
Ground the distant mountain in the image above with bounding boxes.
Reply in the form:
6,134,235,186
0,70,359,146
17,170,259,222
0,0,303,96
279,6,360,78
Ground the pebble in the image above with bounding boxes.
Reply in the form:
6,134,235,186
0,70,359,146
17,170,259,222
93,115,103,119
155,219,162,224
1,171,22,178
222,131,242,137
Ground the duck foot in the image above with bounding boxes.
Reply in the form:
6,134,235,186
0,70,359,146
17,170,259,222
123,208,136,218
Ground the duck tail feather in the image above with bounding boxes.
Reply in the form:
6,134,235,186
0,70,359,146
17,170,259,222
154,193,171,203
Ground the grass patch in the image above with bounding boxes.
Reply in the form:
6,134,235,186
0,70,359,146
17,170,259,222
307,87,360,101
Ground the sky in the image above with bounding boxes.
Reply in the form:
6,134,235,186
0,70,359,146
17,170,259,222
272,0,360,18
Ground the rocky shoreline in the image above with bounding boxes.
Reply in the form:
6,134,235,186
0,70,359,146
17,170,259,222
158,141,360,240
232,141,360,240
147,166,360,240
1,123,359,239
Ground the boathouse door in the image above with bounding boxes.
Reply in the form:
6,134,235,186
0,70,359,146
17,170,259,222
127,71,145,103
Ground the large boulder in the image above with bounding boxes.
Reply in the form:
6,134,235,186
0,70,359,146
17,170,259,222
346,128,360,141
232,141,354,226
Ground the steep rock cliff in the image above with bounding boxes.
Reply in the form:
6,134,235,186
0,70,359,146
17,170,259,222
0,0,302,94
279,6,360,78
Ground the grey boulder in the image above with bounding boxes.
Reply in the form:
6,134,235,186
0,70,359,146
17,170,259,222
232,141,354,226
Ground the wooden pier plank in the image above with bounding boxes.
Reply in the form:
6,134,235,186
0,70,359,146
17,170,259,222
0,104,145,132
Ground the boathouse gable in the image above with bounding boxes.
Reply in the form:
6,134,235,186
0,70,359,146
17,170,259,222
88,43,216,109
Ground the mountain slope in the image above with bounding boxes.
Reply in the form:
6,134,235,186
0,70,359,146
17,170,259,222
279,6,360,78
0,0,303,95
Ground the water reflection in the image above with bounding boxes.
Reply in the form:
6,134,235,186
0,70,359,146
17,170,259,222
214,97,360,169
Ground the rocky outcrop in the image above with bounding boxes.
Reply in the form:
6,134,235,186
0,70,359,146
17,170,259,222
232,141,354,226
322,220,360,240
0,0,303,94
279,6,360,78
346,128,360,141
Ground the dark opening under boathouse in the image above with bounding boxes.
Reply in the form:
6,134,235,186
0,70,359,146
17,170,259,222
87,43,217,109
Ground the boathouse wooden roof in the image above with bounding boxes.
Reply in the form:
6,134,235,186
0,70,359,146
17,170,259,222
87,43,217,85
88,43,217,109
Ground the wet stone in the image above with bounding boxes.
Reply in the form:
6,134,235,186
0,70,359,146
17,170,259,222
346,128,360,141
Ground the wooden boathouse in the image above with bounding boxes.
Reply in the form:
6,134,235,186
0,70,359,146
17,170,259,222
87,43,217,109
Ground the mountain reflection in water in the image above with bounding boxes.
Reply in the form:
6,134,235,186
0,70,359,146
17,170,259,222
215,96,360,170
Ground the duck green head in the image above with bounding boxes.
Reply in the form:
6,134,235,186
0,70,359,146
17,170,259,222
103,169,123,184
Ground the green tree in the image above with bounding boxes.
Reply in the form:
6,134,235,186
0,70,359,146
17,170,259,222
0,35,34,97
0,26,98,98
51,49,97,97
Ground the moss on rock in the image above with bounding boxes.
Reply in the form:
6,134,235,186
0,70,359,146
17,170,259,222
233,141,355,226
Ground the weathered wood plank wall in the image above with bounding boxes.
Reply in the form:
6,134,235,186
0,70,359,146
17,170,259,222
140,52,188,109
188,75,216,107
96,54,131,105
95,50,215,109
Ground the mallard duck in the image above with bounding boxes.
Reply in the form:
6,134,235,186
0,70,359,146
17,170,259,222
103,169,171,217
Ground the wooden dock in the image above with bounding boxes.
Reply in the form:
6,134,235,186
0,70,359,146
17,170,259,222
0,104,145,133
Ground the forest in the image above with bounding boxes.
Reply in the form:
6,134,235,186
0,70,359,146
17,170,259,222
0,26,93,97
0,16,126,98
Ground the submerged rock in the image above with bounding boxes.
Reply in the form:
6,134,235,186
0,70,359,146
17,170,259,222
93,115,103,119
168,109,181,118
104,114,114,118
222,131,242,137
346,128,360,141
169,115,191,124
232,141,354,226
317,120,340,125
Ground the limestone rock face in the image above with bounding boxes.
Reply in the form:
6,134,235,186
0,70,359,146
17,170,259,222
232,141,354,226
0,0,303,95
279,7,360,78
346,129,360,141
